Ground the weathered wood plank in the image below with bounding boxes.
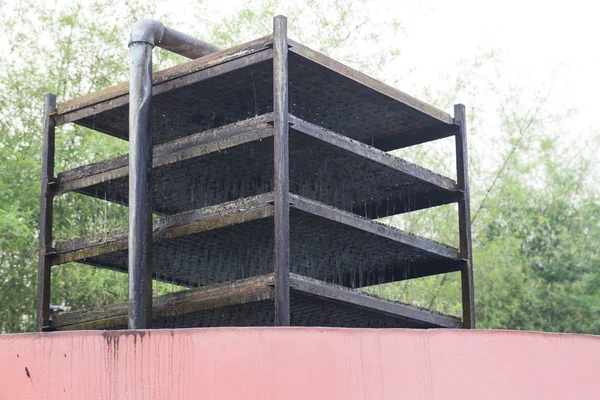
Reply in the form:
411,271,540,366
56,48,273,128
36,94,56,332
53,274,275,330
57,35,273,117
455,104,475,329
54,193,275,264
289,115,458,192
287,39,454,126
56,115,274,194
273,15,291,326
289,194,459,260
289,273,462,328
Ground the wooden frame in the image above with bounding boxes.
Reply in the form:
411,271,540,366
36,94,57,332
272,15,291,326
51,273,462,331
454,104,476,328
37,16,475,330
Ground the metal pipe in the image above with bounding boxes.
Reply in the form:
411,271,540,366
128,42,153,329
128,20,219,329
130,20,220,59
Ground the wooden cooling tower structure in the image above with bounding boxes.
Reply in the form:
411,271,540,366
36,16,474,331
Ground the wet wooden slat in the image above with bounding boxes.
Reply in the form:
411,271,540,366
287,39,454,126
36,94,56,332
52,274,275,330
289,194,459,260
56,115,274,194
273,15,290,326
289,115,458,192
289,273,462,328
57,35,273,117
54,193,275,264
455,104,475,329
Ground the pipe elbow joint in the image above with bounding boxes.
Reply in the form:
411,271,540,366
129,19,166,47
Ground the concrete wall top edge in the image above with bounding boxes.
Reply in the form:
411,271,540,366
1,328,598,400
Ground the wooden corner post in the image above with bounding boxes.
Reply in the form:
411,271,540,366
36,93,57,332
273,15,291,326
454,104,476,329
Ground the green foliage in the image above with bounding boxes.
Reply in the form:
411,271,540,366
0,0,598,334
208,0,402,75
0,0,178,332
474,122,600,333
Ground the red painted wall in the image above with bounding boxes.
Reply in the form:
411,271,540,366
0,328,598,399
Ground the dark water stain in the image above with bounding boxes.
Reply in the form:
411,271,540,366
102,330,149,361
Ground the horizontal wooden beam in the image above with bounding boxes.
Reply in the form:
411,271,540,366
54,193,274,264
52,274,275,330
289,115,457,192
52,272,462,330
56,114,274,195
57,35,273,118
376,124,459,152
341,259,465,288
56,48,273,129
289,273,462,328
289,194,459,260
288,40,454,126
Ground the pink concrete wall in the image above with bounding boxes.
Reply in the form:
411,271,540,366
0,328,598,399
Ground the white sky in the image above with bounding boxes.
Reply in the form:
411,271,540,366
377,0,600,183
173,0,600,180
397,0,600,136
190,0,600,127
7,0,600,184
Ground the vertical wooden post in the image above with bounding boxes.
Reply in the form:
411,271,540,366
36,93,57,332
454,104,475,328
273,15,291,326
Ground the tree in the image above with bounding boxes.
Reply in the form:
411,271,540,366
0,0,156,332
0,0,597,334
473,98,600,333
0,0,403,332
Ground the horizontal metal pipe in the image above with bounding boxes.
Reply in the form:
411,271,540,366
160,28,221,59
129,19,221,59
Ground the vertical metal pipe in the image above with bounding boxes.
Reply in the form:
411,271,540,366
36,93,56,332
128,43,154,329
126,20,219,330
273,15,291,326
454,104,476,329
